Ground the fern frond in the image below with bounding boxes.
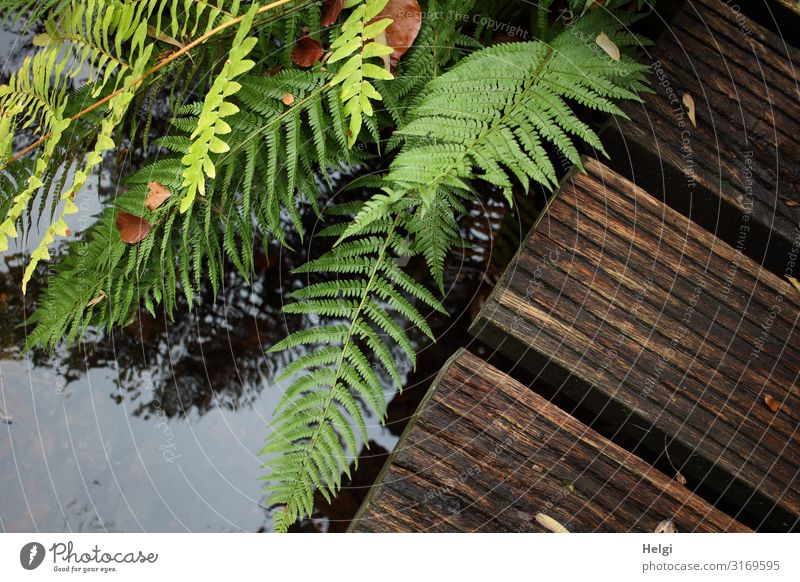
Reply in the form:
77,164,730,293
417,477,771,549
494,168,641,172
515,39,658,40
222,69,366,241
21,41,156,292
0,0,72,28
179,3,259,213
262,212,444,531
0,50,72,251
378,16,648,282
327,0,394,147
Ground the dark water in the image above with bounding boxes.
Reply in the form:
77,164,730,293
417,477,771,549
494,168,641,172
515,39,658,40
0,23,536,532
0,213,406,533
0,202,404,532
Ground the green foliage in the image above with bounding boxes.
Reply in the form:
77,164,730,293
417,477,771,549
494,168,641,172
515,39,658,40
0,0,255,275
376,0,482,126
263,209,445,531
23,67,373,350
259,8,650,529
3,0,653,532
21,42,156,292
377,10,650,286
327,0,394,146
179,3,259,213
0,0,73,28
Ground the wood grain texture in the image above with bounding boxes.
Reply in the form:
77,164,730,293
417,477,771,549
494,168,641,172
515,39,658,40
611,0,800,257
350,349,749,532
471,157,800,524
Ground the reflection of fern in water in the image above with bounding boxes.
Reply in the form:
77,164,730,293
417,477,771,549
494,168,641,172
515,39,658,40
2,0,652,531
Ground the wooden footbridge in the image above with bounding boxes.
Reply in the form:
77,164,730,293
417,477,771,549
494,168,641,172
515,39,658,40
348,0,800,533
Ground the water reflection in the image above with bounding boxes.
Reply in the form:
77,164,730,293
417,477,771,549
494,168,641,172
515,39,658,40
1,240,407,532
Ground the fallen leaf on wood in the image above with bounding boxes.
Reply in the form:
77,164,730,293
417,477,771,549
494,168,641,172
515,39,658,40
654,518,678,533
535,512,569,533
87,290,107,308
596,32,620,61
675,472,687,486
145,181,171,211
115,212,151,244
786,275,800,294
683,92,697,127
764,394,780,413
282,93,295,106
373,0,422,71
291,36,324,67
321,0,345,27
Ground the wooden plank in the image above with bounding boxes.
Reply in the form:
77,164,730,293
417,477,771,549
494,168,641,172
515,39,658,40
471,157,800,527
605,0,800,272
350,349,749,533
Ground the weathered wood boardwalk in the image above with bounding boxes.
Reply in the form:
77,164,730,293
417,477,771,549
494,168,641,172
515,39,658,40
605,0,800,273
470,158,800,529
349,0,800,533
351,350,750,532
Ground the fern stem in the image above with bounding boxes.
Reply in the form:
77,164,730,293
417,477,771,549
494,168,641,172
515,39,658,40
5,0,298,168
277,214,402,529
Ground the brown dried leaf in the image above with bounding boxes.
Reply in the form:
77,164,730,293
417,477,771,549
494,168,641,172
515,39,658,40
764,394,780,413
782,197,799,208
683,92,697,128
321,0,345,27
596,31,620,61
656,520,677,534
675,472,687,486
87,290,107,308
145,181,172,211
291,36,324,68
115,212,151,244
282,92,295,106
147,25,185,50
534,512,569,533
374,0,422,71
